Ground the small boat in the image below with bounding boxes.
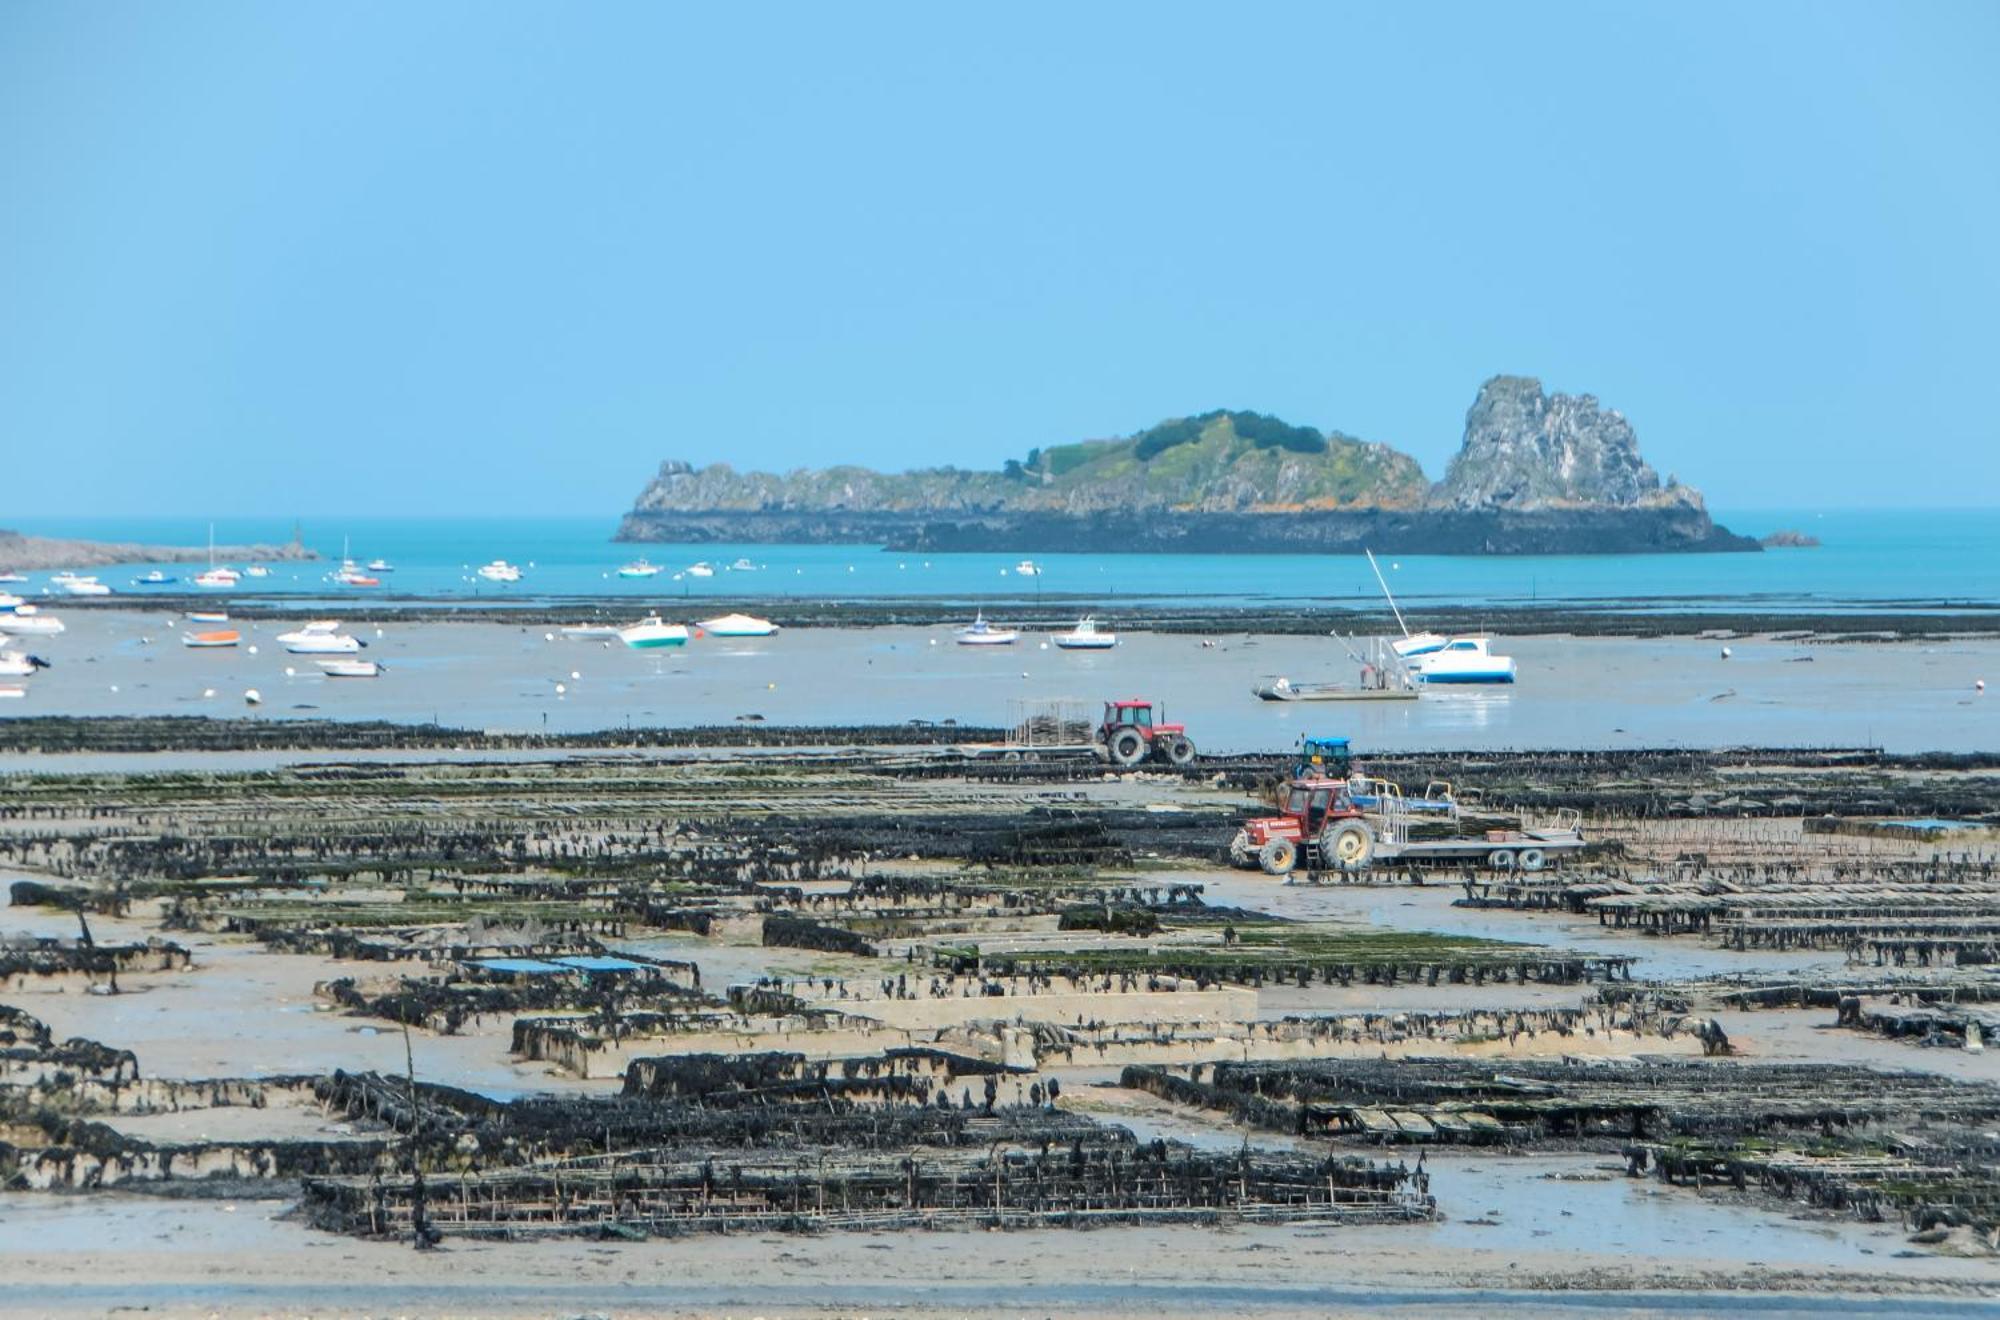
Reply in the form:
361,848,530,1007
955,613,1018,646
60,576,112,596
619,615,690,649
192,567,238,589
684,562,715,578
697,612,779,638
1052,616,1117,650
244,565,271,578
133,570,177,586
477,560,522,583
0,594,20,610
0,572,26,584
559,623,622,640
188,611,229,624
182,629,241,648
1014,559,1041,577
0,650,51,678
276,620,340,643
365,559,394,573
1253,675,1419,703
284,632,362,655
332,561,380,587
0,606,65,636
317,658,381,678
1407,636,1517,684
730,558,758,572
617,559,662,579
0,684,25,700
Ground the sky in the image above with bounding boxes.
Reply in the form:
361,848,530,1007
2,2,1996,518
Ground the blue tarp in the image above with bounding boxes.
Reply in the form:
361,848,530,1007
550,955,652,973
470,957,567,974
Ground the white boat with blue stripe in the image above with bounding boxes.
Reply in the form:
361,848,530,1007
1408,636,1516,684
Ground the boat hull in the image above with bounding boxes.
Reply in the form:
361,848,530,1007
1420,671,1516,684
1053,637,1116,650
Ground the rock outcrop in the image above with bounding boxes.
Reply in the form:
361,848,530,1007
0,529,318,573
619,380,1755,555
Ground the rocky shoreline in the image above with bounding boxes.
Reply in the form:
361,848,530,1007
617,504,1759,555
0,529,317,573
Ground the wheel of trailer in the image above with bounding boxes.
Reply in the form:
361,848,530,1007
1228,830,1255,869
1108,728,1146,766
1164,735,1196,767
1488,848,1517,870
1002,750,1022,762
1321,820,1375,871
1258,837,1298,876
1517,847,1547,872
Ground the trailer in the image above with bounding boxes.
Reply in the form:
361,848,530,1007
952,697,1198,767
1229,775,1586,876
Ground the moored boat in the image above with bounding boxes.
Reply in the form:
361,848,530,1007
365,559,394,573
955,613,1018,646
192,567,238,589
476,560,522,583
278,620,362,654
697,612,779,638
617,559,662,579
0,650,51,677
182,629,241,648
1406,636,1517,684
60,575,113,596
187,610,229,624
619,615,690,649
0,606,65,636
559,623,622,640
317,658,382,677
684,562,715,578
1052,616,1117,650
0,572,26,584
133,570,177,586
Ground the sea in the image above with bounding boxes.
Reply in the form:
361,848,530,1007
6,508,1998,611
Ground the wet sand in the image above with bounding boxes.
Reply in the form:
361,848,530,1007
5,609,1997,752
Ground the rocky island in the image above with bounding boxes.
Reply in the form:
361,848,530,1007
0,528,318,573
617,376,1758,555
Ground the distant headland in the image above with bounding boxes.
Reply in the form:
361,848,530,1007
617,376,1758,555
0,528,318,573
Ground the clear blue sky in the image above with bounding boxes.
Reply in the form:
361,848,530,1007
3,2,1995,518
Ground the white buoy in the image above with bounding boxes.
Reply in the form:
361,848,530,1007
544,632,555,642
141,636,151,645
555,683,566,695
284,666,296,677
1720,646,1733,659
569,670,580,681
109,684,119,693
375,627,384,638
202,688,216,699
1020,670,1029,678
1978,679,1987,692
247,644,258,655
244,689,262,705
1039,641,1048,650
767,682,776,690
929,638,938,646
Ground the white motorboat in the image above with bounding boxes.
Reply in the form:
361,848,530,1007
192,567,238,589
0,594,20,610
729,558,758,572
684,562,715,578
58,575,112,596
182,629,241,649
1052,616,1117,650
955,613,1018,646
317,658,381,678
1014,559,1041,577
617,559,662,579
0,606,65,636
0,572,27,584
0,684,25,700
477,560,522,583
559,623,623,640
697,612,779,638
277,621,362,654
365,559,394,573
244,565,271,578
0,650,51,677
619,615,690,649
1407,636,1517,684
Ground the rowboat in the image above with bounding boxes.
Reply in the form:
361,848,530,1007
182,630,241,648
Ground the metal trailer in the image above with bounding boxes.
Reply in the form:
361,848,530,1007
951,697,1100,761
1333,796,1587,873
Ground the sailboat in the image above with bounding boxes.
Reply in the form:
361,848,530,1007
332,536,381,586
1365,549,1446,659
192,524,239,589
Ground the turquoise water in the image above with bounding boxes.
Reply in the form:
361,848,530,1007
5,509,1996,609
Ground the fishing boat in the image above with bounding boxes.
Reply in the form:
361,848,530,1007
0,572,26,584
60,575,112,596
0,650,51,678
0,606,65,636
684,562,715,578
182,629,241,648
1406,636,1517,684
617,559,662,579
1252,634,1422,702
730,558,758,572
133,570,177,586
1051,616,1117,650
278,620,363,654
1014,559,1042,577
244,565,271,578
317,658,381,678
188,610,229,624
476,560,522,583
697,612,779,638
619,615,690,649
365,559,394,573
955,613,1019,646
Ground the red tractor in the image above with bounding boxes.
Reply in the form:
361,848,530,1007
1093,698,1197,768
1227,775,1375,875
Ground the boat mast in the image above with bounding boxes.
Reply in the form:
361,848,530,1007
1364,548,1413,641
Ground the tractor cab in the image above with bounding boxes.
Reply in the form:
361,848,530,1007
1279,776,1354,834
1228,772,1374,876
1293,736,1352,780
1093,698,1196,767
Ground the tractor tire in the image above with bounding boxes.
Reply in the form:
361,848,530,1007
1228,831,1256,869
1320,820,1376,872
1517,847,1547,872
1108,728,1146,766
1258,838,1298,876
1487,848,1517,871
1164,735,1196,767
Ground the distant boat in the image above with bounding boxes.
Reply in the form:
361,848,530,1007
0,594,20,610
1364,549,1448,658
278,621,362,654
182,629,241,649
1015,559,1041,576
0,607,65,636
133,570,176,586
192,567,238,589
617,559,662,579
187,610,229,624
0,572,26,584
243,565,271,578
730,558,758,572
317,658,381,678
60,575,112,596
1407,636,1517,684
1252,675,1419,703
1052,616,1117,650
331,537,380,586
684,562,715,578
619,615,690,649
559,623,622,640
0,650,51,677
477,560,522,583
698,612,779,638
955,613,1018,646
365,559,394,573
0,684,25,700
